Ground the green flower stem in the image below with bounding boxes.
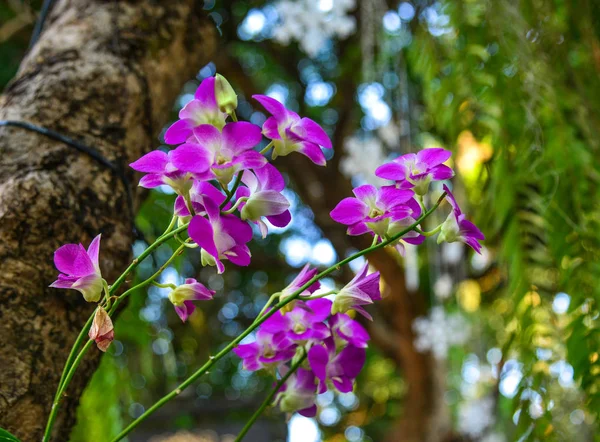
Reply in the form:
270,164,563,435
109,243,186,315
418,195,427,214
220,172,244,209
259,141,274,155
44,243,187,441
109,191,447,442
222,197,248,215
109,222,189,297
44,221,189,441
303,290,337,300
415,225,442,237
42,340,94,442
234,352,308,442
254,293,278,322
56,309,96,394
152,281,177,290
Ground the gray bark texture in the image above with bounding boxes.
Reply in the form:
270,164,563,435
0,1,215,440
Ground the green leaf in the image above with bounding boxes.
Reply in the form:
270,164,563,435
0,428,20,442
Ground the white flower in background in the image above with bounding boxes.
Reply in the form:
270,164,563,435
481,433,507,442
377,121,401,147
340,135,388,186
433,274,454,300
458,397,495,437
413,306,470,359
272,0,357,57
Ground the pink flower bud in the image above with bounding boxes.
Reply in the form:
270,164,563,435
89,307,114,352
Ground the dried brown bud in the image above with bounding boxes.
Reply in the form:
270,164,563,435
88,307,114,352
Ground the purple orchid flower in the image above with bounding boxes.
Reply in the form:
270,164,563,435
171,122,266,186
50,234,104,302
233,329,297,372
376,148,454,195
235,163,291,237
164,76,228,144
262,298,332,343
276,367,319,417
253,94,332,165
385,197,426,256
331,264,381,320
282,264,321,297
308,338,366,393
130,150,208,195
437,185,485,254
275,264,321,312
330,313,371,349
188,196,253,274
173,180,230,220
168,278,215,322
330,184,415,240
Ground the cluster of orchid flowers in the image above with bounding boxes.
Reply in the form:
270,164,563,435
48,73,484,427
234,263,379,416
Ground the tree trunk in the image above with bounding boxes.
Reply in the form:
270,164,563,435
0,1,215,440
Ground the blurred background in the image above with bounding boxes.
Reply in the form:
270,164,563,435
2,0,599,441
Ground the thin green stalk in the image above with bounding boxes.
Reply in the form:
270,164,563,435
255,293,278,322
222,197,247,214
109,243,186,315
42,340,94,441
415,224,442,237
234,353,307,442
109,222,189,296
110,192,446,442
220,172,244,209
303,290,337,300
259,141,274,155
152,281,177,290
44,221,188,441
55,309,96,394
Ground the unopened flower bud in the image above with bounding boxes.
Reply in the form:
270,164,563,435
89,307,114,352
215,73,238,115
240,191,290,222
201,248,217,268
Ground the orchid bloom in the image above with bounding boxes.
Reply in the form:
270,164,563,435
235,163,291,237
173,180,231,220
253,94,332,165
330,313,371,349
164,76,228,144
261,298,332,343
89,307,114,352
329,184,416,240
50,234,104,302
331,264,381,320
188,196,253,274
275,263,321,310
308,338,366,393
375,148,454,195
276,368,319,417
172,122,266,186
385,197,426,256
168,278,215,322
233,329,296,372
129,149,205,196
437,185,485,254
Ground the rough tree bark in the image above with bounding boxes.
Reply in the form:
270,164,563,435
0,1,215,440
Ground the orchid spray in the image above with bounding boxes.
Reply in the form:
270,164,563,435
41,74,483,442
